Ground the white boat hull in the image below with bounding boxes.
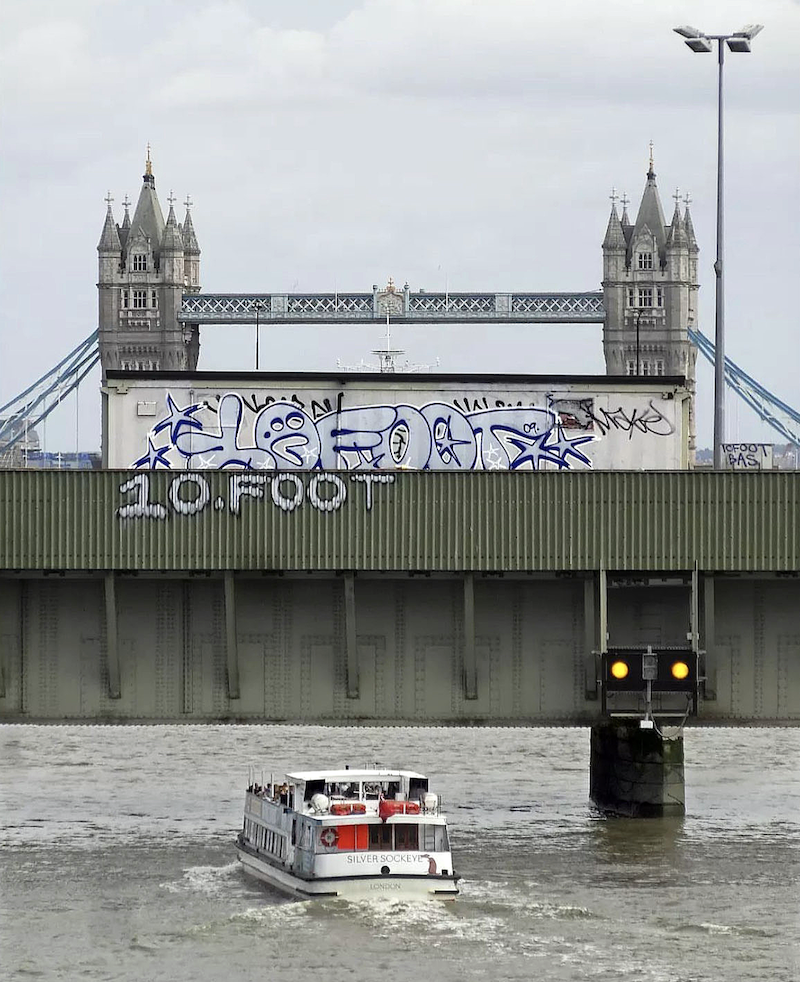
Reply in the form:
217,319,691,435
235,842,459,901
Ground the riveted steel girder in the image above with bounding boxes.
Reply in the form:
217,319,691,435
179,291,606,324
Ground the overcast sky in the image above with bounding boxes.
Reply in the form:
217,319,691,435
1,0,798,452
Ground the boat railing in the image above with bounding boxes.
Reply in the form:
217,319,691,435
248,783,444,816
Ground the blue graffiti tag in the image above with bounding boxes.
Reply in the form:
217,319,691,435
132,392,596,471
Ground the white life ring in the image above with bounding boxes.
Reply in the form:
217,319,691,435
320,827,339,848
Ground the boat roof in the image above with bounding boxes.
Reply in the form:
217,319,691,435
286,769,427,783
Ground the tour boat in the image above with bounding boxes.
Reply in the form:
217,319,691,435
235,768,459,900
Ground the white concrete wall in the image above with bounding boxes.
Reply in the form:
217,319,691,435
105,376,690,471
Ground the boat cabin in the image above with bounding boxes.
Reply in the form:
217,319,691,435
292,769,430,810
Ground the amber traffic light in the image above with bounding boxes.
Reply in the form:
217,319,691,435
670,660,690,680
610,660,629,680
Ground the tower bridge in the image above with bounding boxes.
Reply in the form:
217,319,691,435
96,152,698,399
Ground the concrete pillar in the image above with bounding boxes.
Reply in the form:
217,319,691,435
344,572,359,699
702,574,717,700
181,581,193,713
589,721,685,817
463,573,477,700
0,581,5,701
224,572,241,700
583,573,601,700
104,573,121,699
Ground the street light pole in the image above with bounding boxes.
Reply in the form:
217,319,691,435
673,24,763,469
713,36,726,470
252,301,264,371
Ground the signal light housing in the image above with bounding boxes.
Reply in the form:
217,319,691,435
602,647,699,717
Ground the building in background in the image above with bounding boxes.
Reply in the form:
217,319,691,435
602,156,699,452
97,151,201,375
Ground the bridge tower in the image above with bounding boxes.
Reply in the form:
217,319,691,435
602,155,699,450
97,151,201,375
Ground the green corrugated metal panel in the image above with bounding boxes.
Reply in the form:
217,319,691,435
0,470,797,572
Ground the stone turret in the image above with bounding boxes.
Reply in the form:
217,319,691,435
602,152,699,456
97,151,200,375
181,200,201,293
602,200,627,339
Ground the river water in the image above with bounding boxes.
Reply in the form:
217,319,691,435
1,725,797,982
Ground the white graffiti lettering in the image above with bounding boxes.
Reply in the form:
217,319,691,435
307,473,346,512
117,474,168,519
168,474,210,515
229,474,267,515
271,473,305,512
132,393,598,472
117,472,394,520
350,473,395,510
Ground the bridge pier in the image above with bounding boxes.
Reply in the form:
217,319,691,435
589,721,685,817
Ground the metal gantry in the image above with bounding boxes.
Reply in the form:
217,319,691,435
179,291,606,324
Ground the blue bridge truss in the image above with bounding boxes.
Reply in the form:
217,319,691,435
0,330,100,458
689,329,800,448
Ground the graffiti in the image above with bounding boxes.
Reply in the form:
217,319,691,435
132,393,596,471
584,401,675,439
234,392,336,420
722,443,773,470
118,474,168,519
116,472,395,520
550,398,595,432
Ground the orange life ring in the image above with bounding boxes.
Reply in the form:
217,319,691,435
320,827,339,848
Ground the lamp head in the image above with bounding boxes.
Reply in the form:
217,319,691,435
727,25,763,52
737,24,764,39
686,36,713,53
673,25,703,39
726,37,751,52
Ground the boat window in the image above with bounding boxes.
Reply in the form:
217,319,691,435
393,824,419,851
420,824,449,852
305,780,325,800
409,777,429,800
369,825,393,850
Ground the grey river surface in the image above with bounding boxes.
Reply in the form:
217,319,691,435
1,725,798,982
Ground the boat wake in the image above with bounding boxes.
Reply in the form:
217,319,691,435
160,861,247,897
464,878,598,920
